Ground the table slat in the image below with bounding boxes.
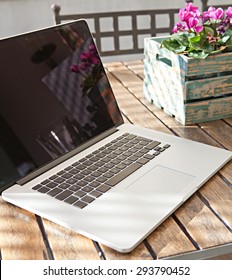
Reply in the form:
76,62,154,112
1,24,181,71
0,198,47,259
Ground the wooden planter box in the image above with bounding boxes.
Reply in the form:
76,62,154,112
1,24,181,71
144,37,232,125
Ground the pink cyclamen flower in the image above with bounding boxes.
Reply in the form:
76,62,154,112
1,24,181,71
80,51,91,60
185,17,203,33
179,3,200,22
226,6,232,18
203,6,224,20
172,22,185,33
70,64,79,73
185,2,199,13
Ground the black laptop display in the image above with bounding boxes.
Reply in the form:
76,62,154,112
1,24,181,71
0,21,123,191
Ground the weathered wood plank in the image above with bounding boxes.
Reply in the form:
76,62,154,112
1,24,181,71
106,68,171,134
224,118,232,126
175,194,232,249
0,198,47,259
146,217,196,259
185,96,232,124
101,242,153,260
187,52,232,76
199,120,232,151
199,175,232,229
42,219,100,260
185,75,232,100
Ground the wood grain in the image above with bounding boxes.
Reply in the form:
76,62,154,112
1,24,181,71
0,198,47,259
199,175,232,229
146,217,196,259
101,242,153,260
42,219,100,260
106,68,170,134
175,194,232,249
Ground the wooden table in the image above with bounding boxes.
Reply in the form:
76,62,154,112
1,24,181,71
0,61,232,260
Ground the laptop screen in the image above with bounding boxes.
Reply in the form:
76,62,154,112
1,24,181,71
0,20,123,190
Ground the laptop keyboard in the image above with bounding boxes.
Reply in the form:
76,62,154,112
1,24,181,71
32,133,170,209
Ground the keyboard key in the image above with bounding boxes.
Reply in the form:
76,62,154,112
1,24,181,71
145,141,161,150
89,190,102,198
143,154,155,160
74,190,86,198
56,190,73,201
89,181,101,188
92,171,103,177
64,166,73,171
84,175,95,183
106,162,142,187
32,184,42,190
73,173,85,180
41,179,50,185
163,144,171,149
54,177,65,184
59,182,70,189
81,195,95,204
61,173,73,179
136,136,152,142
77,180,88,187
104,172,114,178
47,182,58,189
47,187,63,197
69,168,79,175
66,178,78,184
137,158,150,165
96,176,107,183
74,200,87,209
97,185,111,193
64,195,78,205
124,134,136,140
82,186,94,193
69,185,82,192
49,175,58,180
37,186,50,193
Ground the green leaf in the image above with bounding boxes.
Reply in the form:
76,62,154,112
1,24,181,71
161,38,186,53
189,34,201,44
172,32,190,47
201,26,214,36
188,50,209,59
222,30,232,49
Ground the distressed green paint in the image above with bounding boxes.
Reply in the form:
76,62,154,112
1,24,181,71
185,75,232,100
144,37,232,125
185,96,232,124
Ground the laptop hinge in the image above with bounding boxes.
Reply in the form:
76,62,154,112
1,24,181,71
17,127,118,185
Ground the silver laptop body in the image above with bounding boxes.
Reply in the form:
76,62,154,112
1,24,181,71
2,20,231,253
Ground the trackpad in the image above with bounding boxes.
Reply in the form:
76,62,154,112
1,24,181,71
125,165,195,196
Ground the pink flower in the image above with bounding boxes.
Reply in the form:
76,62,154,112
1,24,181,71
80,51,91,60
203,6,224,20
185,2,199,13
70,64,79,73
185,17,203,33
226,6,232,18
172,22,185,33
177,2,202,33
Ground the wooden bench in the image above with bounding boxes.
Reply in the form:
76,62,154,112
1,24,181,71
51,3,184,61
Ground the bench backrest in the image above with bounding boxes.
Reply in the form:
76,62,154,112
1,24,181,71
51,4,182,60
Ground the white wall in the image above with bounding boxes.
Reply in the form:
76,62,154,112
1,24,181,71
0,0,202,38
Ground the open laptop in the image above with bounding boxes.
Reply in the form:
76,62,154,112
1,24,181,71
1,20,231,253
